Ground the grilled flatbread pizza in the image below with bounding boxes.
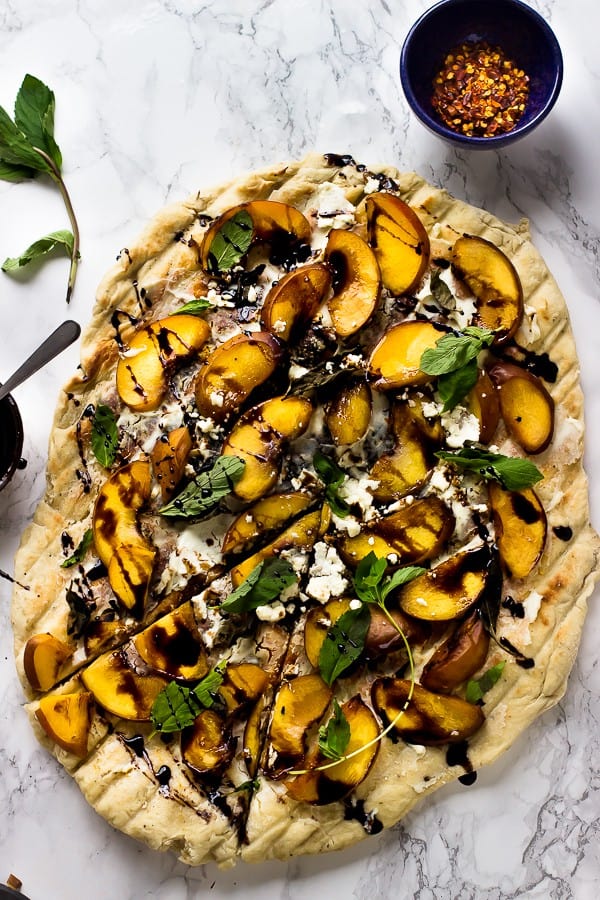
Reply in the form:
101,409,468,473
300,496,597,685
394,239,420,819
12,153,599,867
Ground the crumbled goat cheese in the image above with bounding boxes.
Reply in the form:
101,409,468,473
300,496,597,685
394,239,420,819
315,182,356,230
255,601,287,622
523,590,544,622
340,475,378,515
441,406,480,448
305,541,349,604
331,513,361,537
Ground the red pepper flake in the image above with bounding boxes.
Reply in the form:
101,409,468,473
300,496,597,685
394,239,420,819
431,41,530,137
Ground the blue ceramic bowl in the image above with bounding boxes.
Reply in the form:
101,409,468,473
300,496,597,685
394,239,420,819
400,0,563,148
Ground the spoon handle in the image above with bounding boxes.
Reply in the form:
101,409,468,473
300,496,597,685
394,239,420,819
0,320,81,403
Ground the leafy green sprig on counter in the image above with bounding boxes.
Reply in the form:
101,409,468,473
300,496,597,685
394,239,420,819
436,447,543,491
318,699,350,761
150,664,226,734
91,404,119,468
419,326,494,411
220,558,297,615
206,209,253,274
0,75,80,302
160,455,245,518
465,661,506,704
313,450,350,518
61,529,93,569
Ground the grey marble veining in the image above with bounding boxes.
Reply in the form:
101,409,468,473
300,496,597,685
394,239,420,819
0,1,599,897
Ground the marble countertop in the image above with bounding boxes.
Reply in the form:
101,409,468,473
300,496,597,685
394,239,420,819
1,1,599,897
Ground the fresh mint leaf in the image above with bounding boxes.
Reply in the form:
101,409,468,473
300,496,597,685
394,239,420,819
151,665,226,733
465,661,506,703
14,74,62,170
436,448,543,491
437,357,479,412
91,404,118,468
192,663,226,707
174,297,212,315
2,229,74,273
0,158,35,182
318,699,351,760
220,558,297,615
313,449,350,517
420,326,494,376
61,529,93,569
429,268,454,307
353,552,425,607
318,604,371,686
0,105,51,173
207,209,253,274
160,455,245,519
379,564,428,602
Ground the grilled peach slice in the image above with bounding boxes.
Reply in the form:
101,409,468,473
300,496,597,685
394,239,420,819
467,370,500,445
150,426,192,501
200,200,312,271
304,597,353,668
116,314,210,412
366,193,430,295
221,396,313,502
181,709,234,776
84,619,129,657
261,264,331,341
268,674,332,765
324,229,380,336
337,530,400,569
24,633,73,692
451,235,523,344
243,697,265,778
488,360,554,454
420,609,490,693
219,663,271,716
315,697,380,804
364,606,429,658
195,332,282,419
374,496,455,564
401,395,444,445
488,482,547,578
222,490,313,555
93,461,156,614
325,379,372,445
35,692,93,758
398,545,490,622
368,321,445,390
132,602,208,681
81,648,168,720
369,433,431,502
230,507,325,587
372,678,485,744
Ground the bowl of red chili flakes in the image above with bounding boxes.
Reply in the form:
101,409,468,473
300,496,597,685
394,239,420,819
400,0,563,148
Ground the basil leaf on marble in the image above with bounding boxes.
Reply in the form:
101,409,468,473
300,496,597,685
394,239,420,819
61,529,93,568
91,404,119,468
318,699,351,760
2,229,74,273
206,209,253,273
220,558,297,614
436,448,543,491
318,604,371,686
159,455,245,518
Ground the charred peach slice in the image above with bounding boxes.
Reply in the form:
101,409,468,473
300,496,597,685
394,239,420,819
222,490,313,555
368,321,445,391
200,200,312,271
488,482,547,578
467,370,500,445
488,360,554,454
268,673,332,766
195,332,282,419
316,697,380,803
219,663,271,716
372,678,484,745
23,633,73,692
324,229,381,337
369,434,432,503
420,609,490,694
81,648,168,721
93,461,156,614
366,192,430,295
116,314,210,412
451,235,523,344
35,691,93,758
261,264,331,341
304,597,353,668
132,602,208,681
325,379,372,446
364,606,429,658
181,709,234,776
150,426,192,501
337,530,400,569
243,697,265,778
373,496,455,564
398,546,490,622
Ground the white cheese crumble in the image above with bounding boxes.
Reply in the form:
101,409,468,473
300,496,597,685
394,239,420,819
305,541,349,604
331,512,361,537
522,590,544,622
315,182,356,231
339,474,379,516
440,405,480,448
255,601,287,622
349,598,362,610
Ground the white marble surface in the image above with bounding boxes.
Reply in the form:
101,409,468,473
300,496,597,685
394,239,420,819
0,1,599,897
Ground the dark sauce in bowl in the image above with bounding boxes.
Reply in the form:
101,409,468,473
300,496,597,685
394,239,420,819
0,389,24,491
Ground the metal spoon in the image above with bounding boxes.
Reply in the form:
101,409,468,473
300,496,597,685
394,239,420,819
0,320,81,402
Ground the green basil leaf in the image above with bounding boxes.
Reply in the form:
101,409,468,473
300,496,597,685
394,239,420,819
353,551,387,604
174,298,212,315
465,661,506,704
318,698,351,760
0,158,35,182
207,209,253,273
2,229,74,273
436,448,543,491
160,455,245,518
313,450,350,517
151,682,204,733
420,327,494,376
91,404,119,468
14,74,62,170
220,558,297,614
318,604,370,686
192,663,226,708
0,105,51,173
379,564,427,602
437,357,479,412
61,529,93,568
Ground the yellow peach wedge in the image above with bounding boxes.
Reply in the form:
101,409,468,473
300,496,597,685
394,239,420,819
324,229,381,337
366,192,430,295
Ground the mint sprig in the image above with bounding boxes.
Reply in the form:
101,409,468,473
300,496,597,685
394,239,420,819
91,404,119,469
318,604,371,686
220,558,297,615
465,661,506,704
420,326,494,411
318,699,351,760
150,665,226,733
160,455,245,519
436,448,543,491
207,209,253,273
313,449,350,518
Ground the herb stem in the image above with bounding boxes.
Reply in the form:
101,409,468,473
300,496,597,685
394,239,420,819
33,146,80,303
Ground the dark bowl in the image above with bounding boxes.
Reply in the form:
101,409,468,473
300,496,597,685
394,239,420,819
400,0,563,149
0,388,24,491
